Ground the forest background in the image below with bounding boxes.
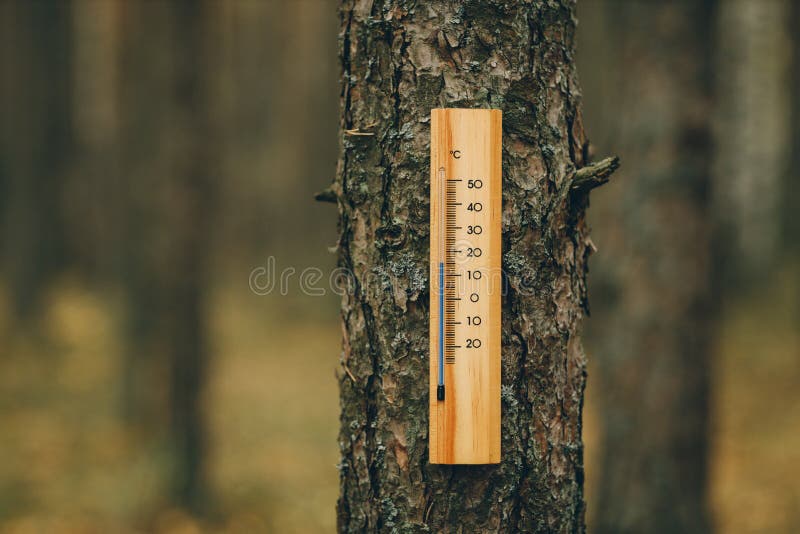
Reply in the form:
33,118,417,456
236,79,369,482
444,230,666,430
0,1,797,532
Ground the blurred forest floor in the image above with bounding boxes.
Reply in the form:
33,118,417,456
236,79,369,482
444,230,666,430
0,277,340,534
0,265,798,533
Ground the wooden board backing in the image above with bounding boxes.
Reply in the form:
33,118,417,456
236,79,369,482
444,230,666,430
429,108,501,464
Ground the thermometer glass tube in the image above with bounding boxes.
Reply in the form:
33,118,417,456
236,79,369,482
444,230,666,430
437,166,446,401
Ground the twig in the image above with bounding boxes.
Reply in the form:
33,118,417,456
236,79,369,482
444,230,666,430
343,362,357,383
344,121,378,136
314,187,337,203
344,129,375,136
570,156,620,194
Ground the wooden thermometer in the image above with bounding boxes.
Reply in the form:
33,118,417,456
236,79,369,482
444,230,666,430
429,108,501,464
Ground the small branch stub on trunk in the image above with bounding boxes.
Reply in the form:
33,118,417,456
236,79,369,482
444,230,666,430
570,156,620,194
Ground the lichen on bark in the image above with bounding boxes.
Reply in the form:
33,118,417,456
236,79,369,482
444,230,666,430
331,1,596,532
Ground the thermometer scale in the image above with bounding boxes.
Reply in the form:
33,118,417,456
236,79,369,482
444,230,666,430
429,108,501,464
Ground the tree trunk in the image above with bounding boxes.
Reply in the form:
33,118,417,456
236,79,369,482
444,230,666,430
0,0,73,323
713,0,792,283
117,0,175,429
585,2,715,533
163,0,217,511
116,0,217,512
69,0,123,281
784,1,800,256
332,1,600,531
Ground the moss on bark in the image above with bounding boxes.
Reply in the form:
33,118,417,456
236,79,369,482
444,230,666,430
332,1,595,531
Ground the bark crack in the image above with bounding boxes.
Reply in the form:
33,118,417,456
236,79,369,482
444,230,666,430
335,1,591,531
509,326,534,531
361,299,383,531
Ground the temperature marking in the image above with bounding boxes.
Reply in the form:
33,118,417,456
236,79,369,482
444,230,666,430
430,108,502,465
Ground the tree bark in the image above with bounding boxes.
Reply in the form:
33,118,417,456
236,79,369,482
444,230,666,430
585,2,715,533
332,1,598,531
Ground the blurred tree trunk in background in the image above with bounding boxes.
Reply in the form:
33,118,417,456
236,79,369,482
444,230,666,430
0,0,73,324
713,0,792,284
785,2,800,258
117,0,174,430
332,1,606,531
583,2,716,533
117,0,217,512
213,1,339,271
165,0,218,510
69,0,122,281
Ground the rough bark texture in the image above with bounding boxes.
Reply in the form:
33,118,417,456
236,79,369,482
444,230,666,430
332,1,596,531
585,2,715,533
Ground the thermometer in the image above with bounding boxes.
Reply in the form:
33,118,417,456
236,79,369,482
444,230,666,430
429,108,501,465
